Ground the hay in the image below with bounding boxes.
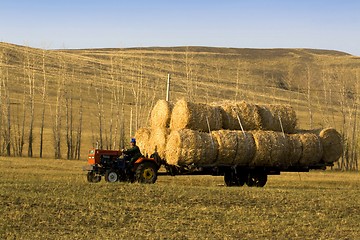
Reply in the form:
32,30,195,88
218,101,261,130
268,105,297,133
211,130,238,165
215,101,297,133
257,104,297,133
287,134,303,166
233,131,256,165
319,128,343,164
150,100,173,129
165,129,218,166
252,131,289,167
134,128,151,156
298,133,323,166
148,128,170,159
170,99,222,132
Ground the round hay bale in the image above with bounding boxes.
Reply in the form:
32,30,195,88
134,128,151,156
219,101,262,130
148,128,170,159
287,134,303,166
319,128,343,164
299,133,323,166
165,129,218,166
211,130,238,165
233,131,256,165
257,104,297,133
170,99,222,132
256,106,275,131
252,131,289,167
267,105,297,133
150,100,173,129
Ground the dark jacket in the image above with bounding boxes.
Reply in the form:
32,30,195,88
123,145,142,163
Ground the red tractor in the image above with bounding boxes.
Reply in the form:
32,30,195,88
83,149,163,184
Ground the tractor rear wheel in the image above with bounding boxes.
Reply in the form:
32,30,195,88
105,170,119,183
135,162,158,184
87,172,101,183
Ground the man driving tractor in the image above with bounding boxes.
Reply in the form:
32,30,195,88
122,138,142,166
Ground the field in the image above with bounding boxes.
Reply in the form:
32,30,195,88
1,157,359,239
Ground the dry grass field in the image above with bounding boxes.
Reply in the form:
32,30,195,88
1,157,359,239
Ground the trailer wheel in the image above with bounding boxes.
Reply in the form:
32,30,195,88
136,162,158,184
105,170,119,183
237,174,246,187
246,173,267,187
224,171,245,187
87,172,101,183
224,171,236,186
255,174,267,187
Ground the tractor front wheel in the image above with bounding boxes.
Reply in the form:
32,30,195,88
87,172,101,183
135,162,158,184
105,170,119,183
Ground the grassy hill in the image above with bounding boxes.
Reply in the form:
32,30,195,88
0,42,359,167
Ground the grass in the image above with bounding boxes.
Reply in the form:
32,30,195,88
1,157,359,239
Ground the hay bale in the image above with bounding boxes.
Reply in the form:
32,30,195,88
287,134,303,166
148,128,170,159
252,131,289,167
268,105,297,133
257,104,297,133
150,100,173,129
319,128,342,164
170,99,222,132
218,101,262,130
299,133,323,166
134,128,151,156
165,129,218,166
233,131,256,165
211,130,238,165
256,105,275,131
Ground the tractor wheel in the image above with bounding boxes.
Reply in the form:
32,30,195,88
135,162,158,184
87,172,101,183
105,170,119,183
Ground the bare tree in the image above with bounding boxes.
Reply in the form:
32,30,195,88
39,50,48,158
0,52,11,156
306,65,313,129
53,55,66,159
26,52,35,157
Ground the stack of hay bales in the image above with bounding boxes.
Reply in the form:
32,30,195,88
217,101,297,133
134,127,151,156
134,100,173,158
135,99,342,168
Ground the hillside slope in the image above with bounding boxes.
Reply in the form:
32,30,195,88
0,42,359,163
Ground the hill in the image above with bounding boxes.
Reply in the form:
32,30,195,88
0,42,359,169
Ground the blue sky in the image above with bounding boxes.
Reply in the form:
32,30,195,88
1,0,360,55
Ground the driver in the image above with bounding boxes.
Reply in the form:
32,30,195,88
122,138,142,165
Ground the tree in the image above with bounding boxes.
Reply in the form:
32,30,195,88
39,50,48,158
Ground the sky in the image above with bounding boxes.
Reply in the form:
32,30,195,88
1,0,360,55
